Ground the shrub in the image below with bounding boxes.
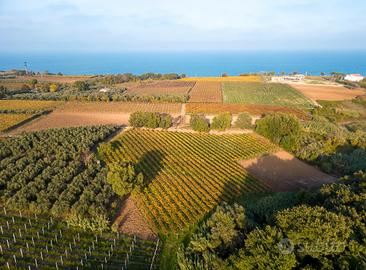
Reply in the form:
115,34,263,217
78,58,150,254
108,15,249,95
106,161,144,197
159,114,172,129
255,113,301,151
211,112,231,131
129,111,172,129
74,81,89,91
190,114,210,132
235,112,253,129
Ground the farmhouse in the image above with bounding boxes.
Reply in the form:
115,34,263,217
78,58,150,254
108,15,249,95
345,74,364,82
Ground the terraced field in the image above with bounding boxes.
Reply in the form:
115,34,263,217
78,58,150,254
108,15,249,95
0,113,35,132
222,82,315,109
188,81,222,103
103,129,277,232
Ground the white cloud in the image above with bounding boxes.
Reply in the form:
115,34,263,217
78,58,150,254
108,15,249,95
0,0,365,51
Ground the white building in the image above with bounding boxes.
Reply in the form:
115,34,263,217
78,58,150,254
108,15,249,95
345,74,364,82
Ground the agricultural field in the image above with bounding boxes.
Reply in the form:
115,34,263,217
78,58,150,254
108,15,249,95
21,75,92,83
0,210,160,269
126,81,195,97
102,129,278,232
8,102,183,133
57,101,182,115
188,81,222,103
0,81,29,91
0,100,63,112
186,103,308,117
0,126,117,221
0,113,35,132
180,75,262,82
290,83,365,101
222,82,315,109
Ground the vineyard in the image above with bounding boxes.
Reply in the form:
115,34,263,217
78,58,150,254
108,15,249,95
0,126,118,223
186,103,308,117
0,100,63,112
222,82,315,109
188,82,222,103
57,102,182,115
0,113,35,132
126,81,195,97
0,209,160,269
102,129,278,232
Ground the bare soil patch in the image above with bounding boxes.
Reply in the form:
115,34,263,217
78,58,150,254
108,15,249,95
10,112,130,133
290,84,365,101
113,196,156,240
239,151,336,192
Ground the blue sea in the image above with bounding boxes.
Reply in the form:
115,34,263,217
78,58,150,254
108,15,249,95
1,51,365,76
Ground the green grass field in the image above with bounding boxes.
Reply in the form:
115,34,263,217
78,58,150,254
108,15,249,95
222,82,315,109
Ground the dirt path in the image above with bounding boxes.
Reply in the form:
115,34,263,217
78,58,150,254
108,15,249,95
113,196,156,240
239,151,337,192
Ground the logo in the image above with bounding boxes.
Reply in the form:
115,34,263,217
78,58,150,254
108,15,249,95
278,238,294,254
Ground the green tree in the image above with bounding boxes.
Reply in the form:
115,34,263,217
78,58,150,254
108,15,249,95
211,112,231,131
190,114,210,132
235,112,253,129
106,161,144,197
74,81,89,91
255,113,301,151
28,78,38,88
232,226,298,270
275,205,351,257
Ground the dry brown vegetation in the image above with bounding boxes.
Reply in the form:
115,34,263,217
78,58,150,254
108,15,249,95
188,81,222,103
57,101,182,115
21,75,92,83
186,103,308,117
126,81,195,96
290,84,365,101
0,100,63,111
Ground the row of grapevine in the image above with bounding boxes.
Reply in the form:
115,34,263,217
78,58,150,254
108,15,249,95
0,208,160,269
103,129,278,232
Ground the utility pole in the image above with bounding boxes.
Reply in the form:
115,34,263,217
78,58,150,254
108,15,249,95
24,61,29,75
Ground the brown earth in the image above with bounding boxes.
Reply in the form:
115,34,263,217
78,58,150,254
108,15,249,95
113,196,156,240
290,84,365,101
186,103,308,118
188,81,222,103
9,112,130,134
239,151,336,192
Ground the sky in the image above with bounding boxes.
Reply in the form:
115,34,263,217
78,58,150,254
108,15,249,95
0,0,366,52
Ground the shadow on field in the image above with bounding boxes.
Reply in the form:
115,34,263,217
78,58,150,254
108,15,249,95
136,149,165,184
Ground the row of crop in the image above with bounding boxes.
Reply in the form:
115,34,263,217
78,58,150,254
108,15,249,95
0,211,158,269
105,129,274,231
